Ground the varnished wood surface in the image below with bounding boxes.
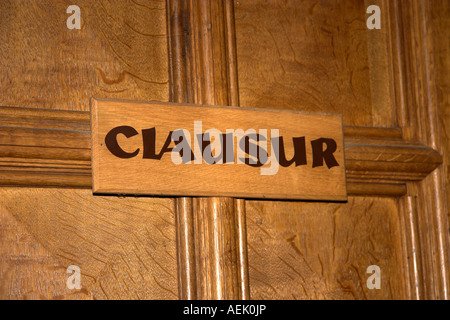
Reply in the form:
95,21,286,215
431,0,450,237
233,0,450,300
1,0,449,300
0,0,169,111
174,198,196,299
0,188,178,300
0,0,177,300
0,196,91,300
91,99,346,200
245,197,406,299
0,105,442,197
345,139,443,182
234,0,395,127
192,198,241,299
395,0,450,299
0,101,91,188
167,0,249,299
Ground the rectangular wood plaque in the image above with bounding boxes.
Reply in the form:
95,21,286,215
91,99,347,200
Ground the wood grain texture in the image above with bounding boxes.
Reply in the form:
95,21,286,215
233,0,449,300
193,198,244,299
0,106,91,187
364,0,398,127
398,195,423,299
0,188,178,300
174,197,248,300
174,198,196,299
0,0,169,111
0,1,178,299
345,138,443,183
91,99,346,200
245,197,407,299
0,105,442,197
167,0,249,300
0,197,91,300
234,0,394,127
1,0,449,301
430,0,450,246
393,0,450,299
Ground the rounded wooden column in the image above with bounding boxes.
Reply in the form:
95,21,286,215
167,0,249,299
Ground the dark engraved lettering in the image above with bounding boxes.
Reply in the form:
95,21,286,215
105,126,140,159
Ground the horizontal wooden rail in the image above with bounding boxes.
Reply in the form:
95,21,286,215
0,106,443,197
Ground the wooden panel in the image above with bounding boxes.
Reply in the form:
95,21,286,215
1,0,448,301
0,0,168,111
0,188,178,299
246,197,407,299
167,0,248,300
0,197,91,300
395,0,450,298
0,106,443,197
233,0,449,300
345,137,443,183
0,0,176,300
234,0,395,127
91,99,346,200
431,0,450,229
192,198,245,299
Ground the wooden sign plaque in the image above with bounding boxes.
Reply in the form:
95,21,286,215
91,99,347,200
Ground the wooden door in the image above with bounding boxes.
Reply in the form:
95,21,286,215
1,0,449,300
